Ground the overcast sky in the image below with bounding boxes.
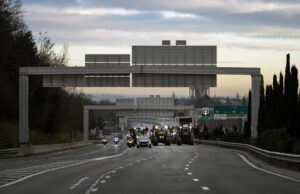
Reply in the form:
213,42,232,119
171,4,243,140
22,0,300,97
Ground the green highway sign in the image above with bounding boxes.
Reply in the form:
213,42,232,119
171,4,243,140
214,105,248,114
198,115,213,120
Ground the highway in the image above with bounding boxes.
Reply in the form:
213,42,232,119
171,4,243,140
0,140,299,194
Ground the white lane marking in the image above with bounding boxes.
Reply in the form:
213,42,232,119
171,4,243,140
136,160,140,162
237,153,300,183
86,174,106,194
0,150,129,189
105,175,110,179
202,186,209,191
1,160,76,173
188,162,192,164
100,180,106,184
91,188,98,192
118,166,123,169
185,168,189,170
148,157,153,159
186,164,190,167
187,172,192,175
70,177,88,190
193,178,199,182
0,160,89,189
111,170,116,174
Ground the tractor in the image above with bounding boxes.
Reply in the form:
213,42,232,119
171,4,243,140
151,125,171,146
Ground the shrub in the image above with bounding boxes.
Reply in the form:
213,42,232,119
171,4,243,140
291,138,300,154
221,132,245,143
256,129,293,153
0,120,18,149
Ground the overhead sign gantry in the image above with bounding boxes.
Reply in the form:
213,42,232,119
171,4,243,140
19,40,260,145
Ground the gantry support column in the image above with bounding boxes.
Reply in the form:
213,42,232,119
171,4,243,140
19,75,29,144
83,107,89,141
251,75,260,139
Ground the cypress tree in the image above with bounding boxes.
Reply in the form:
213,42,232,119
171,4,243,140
265,85,273,129
297,92,300,138
288,66,298,136
284,54,291,127
257,75,265,133
279,72,284,128
272,75,280,128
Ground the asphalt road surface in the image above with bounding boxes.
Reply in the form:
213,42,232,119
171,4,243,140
0,140,299,194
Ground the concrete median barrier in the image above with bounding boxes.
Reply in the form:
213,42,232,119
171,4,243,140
16,141,95,156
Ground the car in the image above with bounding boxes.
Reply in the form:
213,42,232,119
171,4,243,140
136,129,152,148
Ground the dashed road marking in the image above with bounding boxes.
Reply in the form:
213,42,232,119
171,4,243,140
111,170,116,174
193,178,199,182
188,162,192,164
0,149,129,189
85,154,153,194
185,168,189,170
186,164,189,167
70,177,88,190
187,172,192,175
202,186,209,191
91,188,98,192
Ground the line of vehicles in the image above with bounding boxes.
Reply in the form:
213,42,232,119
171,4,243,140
126,117,194,148
98,118,194,148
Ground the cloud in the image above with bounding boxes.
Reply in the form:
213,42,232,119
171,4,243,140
160,11,198,19
24,4,142,16
22,0,300,53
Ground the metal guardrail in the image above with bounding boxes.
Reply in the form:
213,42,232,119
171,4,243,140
199,140,300,172
0,148,18,158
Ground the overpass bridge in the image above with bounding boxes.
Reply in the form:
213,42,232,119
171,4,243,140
19,40,260,144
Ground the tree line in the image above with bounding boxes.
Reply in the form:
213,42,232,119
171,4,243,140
257,54,299,138
0,0,95,143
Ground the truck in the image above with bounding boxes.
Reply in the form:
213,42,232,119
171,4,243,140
177,117,194,145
